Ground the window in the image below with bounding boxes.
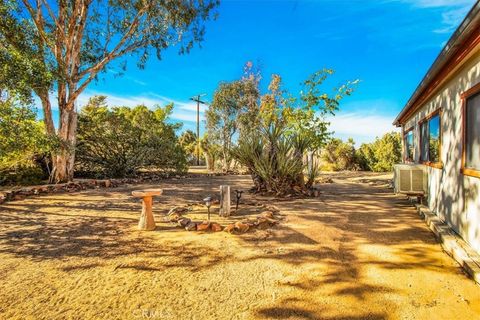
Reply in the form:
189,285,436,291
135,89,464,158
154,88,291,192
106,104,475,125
419,110,441,167
462,88,480,177
404,128,414,162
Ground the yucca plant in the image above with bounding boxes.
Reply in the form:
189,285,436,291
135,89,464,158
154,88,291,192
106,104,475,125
232,120,306,195
305,157,321,189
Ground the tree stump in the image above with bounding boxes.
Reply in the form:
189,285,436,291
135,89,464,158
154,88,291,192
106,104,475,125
219,185,231,217
132,189,163,231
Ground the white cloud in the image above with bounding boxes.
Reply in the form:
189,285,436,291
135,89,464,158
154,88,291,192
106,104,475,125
433,6,472,33
80,91,206,123
35,90,205,123
327,112,399,144
399,0,474,8
397,0,475,35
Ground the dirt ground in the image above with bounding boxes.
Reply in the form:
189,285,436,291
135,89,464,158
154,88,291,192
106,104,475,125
0,172,479,320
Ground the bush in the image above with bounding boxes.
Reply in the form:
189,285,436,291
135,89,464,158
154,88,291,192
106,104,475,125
320,132,401,172
320,138,358,171
75,96,187,178
356,132,401,172
0,96,54,185
232,120,306,195
179,130,198,164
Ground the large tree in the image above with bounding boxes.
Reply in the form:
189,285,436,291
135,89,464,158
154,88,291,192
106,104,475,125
0,0,218,182
205,62,260,171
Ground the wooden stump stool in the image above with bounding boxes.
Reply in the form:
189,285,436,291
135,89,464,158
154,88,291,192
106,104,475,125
132,189,163,231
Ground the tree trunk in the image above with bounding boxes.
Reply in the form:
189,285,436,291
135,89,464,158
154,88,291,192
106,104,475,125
38,91,55,136
52,106,77,183
204,152,215,172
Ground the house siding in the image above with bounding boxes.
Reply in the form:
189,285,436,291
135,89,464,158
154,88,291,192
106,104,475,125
403,49,480,254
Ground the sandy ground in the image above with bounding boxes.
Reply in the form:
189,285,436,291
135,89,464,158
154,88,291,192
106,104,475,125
0,172,479,320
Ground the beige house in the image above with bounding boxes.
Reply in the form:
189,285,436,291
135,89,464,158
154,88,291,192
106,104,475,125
393,2,480,254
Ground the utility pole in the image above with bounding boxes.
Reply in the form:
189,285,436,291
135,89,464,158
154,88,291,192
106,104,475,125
190,94,207,166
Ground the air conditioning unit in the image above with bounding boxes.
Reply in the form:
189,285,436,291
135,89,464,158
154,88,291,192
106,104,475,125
393,164,428,195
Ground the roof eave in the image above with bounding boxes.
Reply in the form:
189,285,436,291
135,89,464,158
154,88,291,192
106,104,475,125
393,1,480,127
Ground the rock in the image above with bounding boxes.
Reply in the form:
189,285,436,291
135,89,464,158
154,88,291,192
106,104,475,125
54,185,65,192
19,188,33,196
244,219,257,228
211,222,223,232
293,185,303,193
234,221,249,233
169,213,182,223
177,217,191,227
265,206,279,213
260,211,275,219
197,221,211,232
224,224,236,234
256,217,270,230
13,194,25,201
168,207,189,216
185,222,197,231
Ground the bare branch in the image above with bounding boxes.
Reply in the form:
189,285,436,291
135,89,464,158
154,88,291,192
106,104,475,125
76,7,147,81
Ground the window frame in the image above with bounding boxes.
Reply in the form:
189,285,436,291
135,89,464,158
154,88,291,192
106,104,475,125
418,108,443,169
403,126,415,163
461,82,480,178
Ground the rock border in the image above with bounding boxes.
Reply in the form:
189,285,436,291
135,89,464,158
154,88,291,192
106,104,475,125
0,175,189,204
166,205,283,234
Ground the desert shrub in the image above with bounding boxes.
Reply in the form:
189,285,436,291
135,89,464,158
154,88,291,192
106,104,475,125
320,138,358,171
232,122,305,194
179,130,199,164
370,132,402,172
75,96,187,178
356,132,401,172
0,96,55,185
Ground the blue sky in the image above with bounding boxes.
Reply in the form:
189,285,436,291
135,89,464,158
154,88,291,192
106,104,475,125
39,0,476,145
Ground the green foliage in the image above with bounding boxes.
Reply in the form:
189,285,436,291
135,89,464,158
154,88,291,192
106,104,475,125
206,62,261,171
179,130,198,163
0,95,56,184
199,134,222,171
75,96,187,178
232,71,357,194
232,122,304,194
320,138,358,171
355,132,402,172
356,143,375,171
1,0,219,182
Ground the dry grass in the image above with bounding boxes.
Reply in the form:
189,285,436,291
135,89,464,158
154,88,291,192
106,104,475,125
0,172,479,320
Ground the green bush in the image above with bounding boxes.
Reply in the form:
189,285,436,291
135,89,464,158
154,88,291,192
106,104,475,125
320,138,358,171
75,96,187,178
355,132,401,172
0,96,54,185
320,132,401,172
